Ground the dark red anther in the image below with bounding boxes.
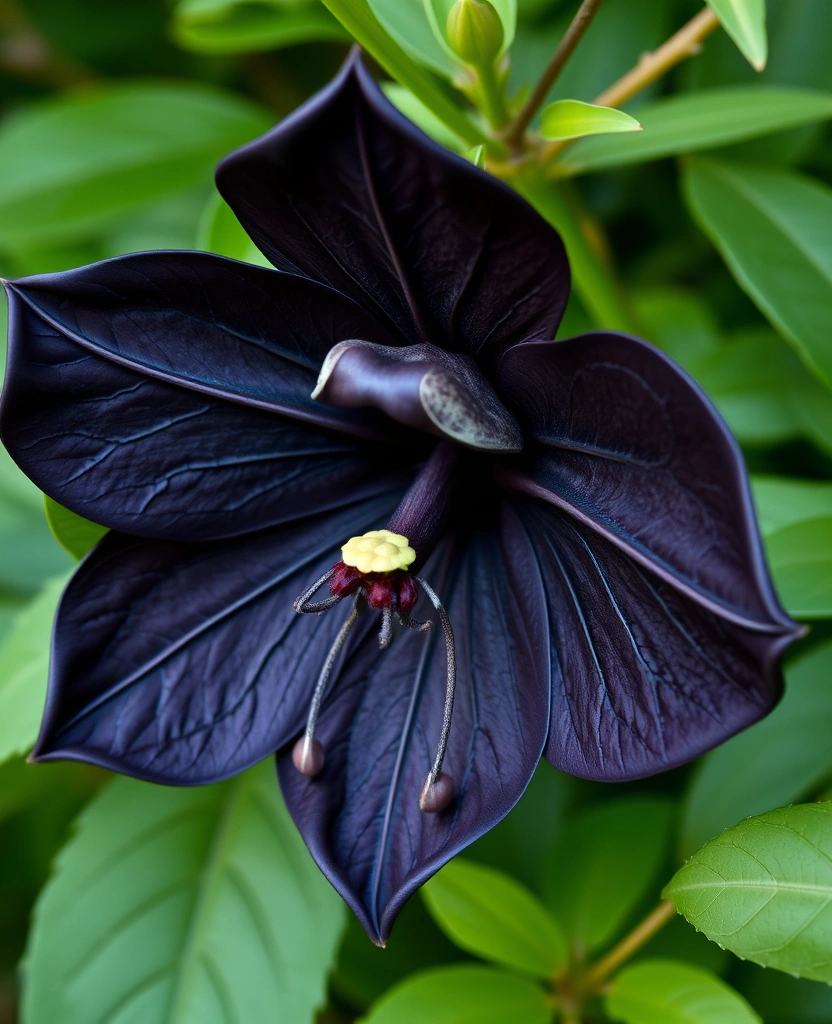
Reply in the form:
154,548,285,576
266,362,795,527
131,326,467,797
398,574,418,618
365,575,397,610
330,561,363,597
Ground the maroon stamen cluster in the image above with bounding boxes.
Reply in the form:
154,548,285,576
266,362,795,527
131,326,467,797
330,562,418,619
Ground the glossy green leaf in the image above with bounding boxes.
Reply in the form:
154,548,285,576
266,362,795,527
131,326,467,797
362,965,551,1024
666,803,832,981
606,959,761,1024
196,191,272,265
751,477,832,536
684,160,832,391
706,0,767,71
0,573,71,764
424,0,516,61
681,639,832,855
556,87,832,176
541,99,641,142
172,0,347,52
44,497,108,561
421,858,567,977
764,516,832,619
544,797,674,955
367,0,456,75
23,760,345,1023
321,0,485,146
0,82,272,249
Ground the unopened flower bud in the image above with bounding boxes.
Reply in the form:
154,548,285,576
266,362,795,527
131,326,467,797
446,0,504,67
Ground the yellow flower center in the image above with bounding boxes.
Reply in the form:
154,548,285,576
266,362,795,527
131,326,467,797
341,530,416,575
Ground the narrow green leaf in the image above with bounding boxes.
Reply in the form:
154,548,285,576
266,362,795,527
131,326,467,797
764,516,832,618
0,82,272,249
196,190,272,265
383,83,465,152
0,573,71,764
44,497,108,561
666,803,832,982
23,761,345,1023
541,99,641,142
751,477,832,536
362,965,551,1024
466,144,486,167
422,858,567,977
545,797,674,954
681,639,832,855
556,87,832,176
173,0,347,52
606,959,761,1024
367,0,457,75
683,160,832,391
706,0,767,71
320,0,486,147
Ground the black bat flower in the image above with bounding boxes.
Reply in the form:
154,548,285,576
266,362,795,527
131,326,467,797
0,51,800,944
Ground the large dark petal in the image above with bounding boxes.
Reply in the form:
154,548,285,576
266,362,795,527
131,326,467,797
32,490,403,783
1,256,411,540
216,50,568,372
278,519,550,945
498,332,798,634
510,498,793,782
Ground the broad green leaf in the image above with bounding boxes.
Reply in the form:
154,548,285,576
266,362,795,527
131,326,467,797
751,476,832,536
706,0,767,71
23,761,345,1023
633,287,721,369
367,0,457,75
44,497,108,561
422,858,566,977
556,88,832,176
541,99,641,142
424,0,516,61
196,191,272,265
0,757,50,824
764,516,832,618
0,573,71,764
681,639,832,855
0,82,272,249
666,803,832,981
0,447,73,593
172,0,347,52
321,0,486,147
544,797,674,954
383,83,465,152
606,959,761,1024
362,965,551,1024
683,160,832,391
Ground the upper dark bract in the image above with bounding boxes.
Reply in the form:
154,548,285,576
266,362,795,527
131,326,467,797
0,49,801,944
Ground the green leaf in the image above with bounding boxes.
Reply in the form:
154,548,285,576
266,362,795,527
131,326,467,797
421,858,567,977
0,82,272,250
764,516,832,619
544,797,674,955
44,497,108,561
706,0,767,71
683,160,832,392
196,190,272,265
556,87,832,176
172,0,347,52
423,0,516,61
383,83,465,152
633,287,721,369
362,965,551,1024
606,959,761,1024
321,0,486,147
23,761,345,1023
0,573,71,764
681,638,832,855
743,963,832,1024
366,0,457,75
666,803,832,982
751,476,832,537
541,99,641,142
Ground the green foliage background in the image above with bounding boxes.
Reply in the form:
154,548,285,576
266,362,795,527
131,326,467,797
1,0,832,1021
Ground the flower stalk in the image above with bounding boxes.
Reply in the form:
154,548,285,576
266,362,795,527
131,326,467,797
583,899,677,989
